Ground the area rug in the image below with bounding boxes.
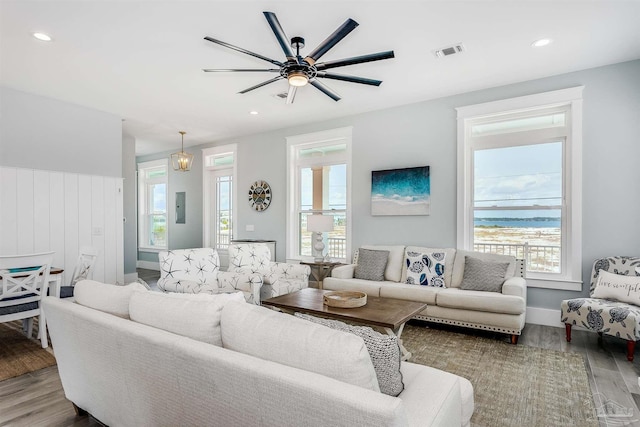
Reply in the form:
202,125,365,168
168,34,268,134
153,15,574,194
402,325,598,427
0,321,56,382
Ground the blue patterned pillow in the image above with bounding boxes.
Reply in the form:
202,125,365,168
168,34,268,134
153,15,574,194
404,251,446,287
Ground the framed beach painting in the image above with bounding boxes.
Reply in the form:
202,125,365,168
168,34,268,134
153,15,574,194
371,166,430,216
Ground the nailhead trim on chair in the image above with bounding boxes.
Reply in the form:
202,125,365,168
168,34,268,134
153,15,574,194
413,314,522,335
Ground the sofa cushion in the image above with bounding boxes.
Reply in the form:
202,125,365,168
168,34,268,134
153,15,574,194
355,248,389,281
129,291,245,346
436,288,526,315
401,247,457,287
592,269,640,305
459,256,509,292
74,280,147,319
379,282,440,305
404,250,447,287
360,245,406,282
323,277,384,296
220,301,380,393
451,250,516,288
295,313,404,397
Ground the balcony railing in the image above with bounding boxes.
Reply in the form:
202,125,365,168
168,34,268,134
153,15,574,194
473,242,561,273
327,237,346,259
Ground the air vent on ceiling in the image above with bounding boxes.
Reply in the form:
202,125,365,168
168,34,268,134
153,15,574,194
274,92,288,99
434,43,465,58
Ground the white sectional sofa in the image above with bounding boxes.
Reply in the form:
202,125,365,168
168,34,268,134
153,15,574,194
324,245,527,343
43,280,475,427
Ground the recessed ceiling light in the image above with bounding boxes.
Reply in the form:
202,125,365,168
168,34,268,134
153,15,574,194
249,111,259,115
33,32,52,42
531,38,552,48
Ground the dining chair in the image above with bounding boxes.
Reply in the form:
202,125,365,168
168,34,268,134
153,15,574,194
0,252,54,348
58,247,98,298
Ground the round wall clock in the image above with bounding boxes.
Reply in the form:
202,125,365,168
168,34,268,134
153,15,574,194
248,180,272,212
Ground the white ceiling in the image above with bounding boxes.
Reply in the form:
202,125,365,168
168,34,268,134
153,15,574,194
2,1,640,155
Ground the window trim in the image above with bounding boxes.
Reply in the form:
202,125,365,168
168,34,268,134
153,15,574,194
286,127,352,262
202,144,237,249
137,158,168,251
456,87,583,291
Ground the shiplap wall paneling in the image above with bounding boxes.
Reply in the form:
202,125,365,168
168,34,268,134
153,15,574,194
16,168,35,254
49,172,66,281
63,173,79,286
0,168,18,254
0,166,124,285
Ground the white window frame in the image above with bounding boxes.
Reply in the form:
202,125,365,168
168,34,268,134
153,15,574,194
456,87,583,291
286,127,352,263
202,144,237,250
137,159,168,252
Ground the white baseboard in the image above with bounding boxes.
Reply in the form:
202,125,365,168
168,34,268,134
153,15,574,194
124,273,138,283
526,306,564,328
136,260,160,271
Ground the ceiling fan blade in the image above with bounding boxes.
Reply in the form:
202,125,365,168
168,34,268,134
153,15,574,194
286,85,297,104
315,51,395,70
316,72,382,86
309,80,341,102
202,69,280,72
263,12,296,61
238,76,284,94
204,36,283,67
304,19,359,65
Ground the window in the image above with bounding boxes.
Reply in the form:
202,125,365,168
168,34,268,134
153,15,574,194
203,145,236,251
457,87,583,290
287,127,352,262
138,159,168,250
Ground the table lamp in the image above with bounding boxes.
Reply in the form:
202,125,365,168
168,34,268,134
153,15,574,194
306,214,334,262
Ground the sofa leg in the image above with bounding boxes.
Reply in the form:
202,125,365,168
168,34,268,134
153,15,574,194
510,334,519,345
627,340,636,362
565,323,572,342
73,403,87,417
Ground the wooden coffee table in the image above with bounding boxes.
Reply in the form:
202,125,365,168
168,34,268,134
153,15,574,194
262,288,427,361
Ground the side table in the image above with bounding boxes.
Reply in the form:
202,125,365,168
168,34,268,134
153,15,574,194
300,261,344,289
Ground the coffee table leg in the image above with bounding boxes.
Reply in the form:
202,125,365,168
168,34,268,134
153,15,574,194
385,323,411,361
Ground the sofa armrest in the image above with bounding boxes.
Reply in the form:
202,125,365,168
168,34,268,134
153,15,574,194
502,277,526,301
270,262,311,281
217,271,263,305
330,264,356,279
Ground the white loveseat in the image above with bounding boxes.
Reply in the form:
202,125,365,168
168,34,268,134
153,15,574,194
324,245,527,343
43,281,474,427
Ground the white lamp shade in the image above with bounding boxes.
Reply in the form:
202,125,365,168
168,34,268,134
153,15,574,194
306,214,334,232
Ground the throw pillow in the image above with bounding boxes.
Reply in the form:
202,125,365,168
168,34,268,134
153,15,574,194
74,280,148,319
404,251,446,287
220,301,380,393
592,269,640,305
295,313,404,397
354,248,389,281
129,291,245,346
459,256,509,292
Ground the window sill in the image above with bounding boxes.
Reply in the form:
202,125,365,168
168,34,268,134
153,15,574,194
138,247,166,253
526,277,582,291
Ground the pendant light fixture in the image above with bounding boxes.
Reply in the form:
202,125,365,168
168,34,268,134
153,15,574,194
170,131,194,172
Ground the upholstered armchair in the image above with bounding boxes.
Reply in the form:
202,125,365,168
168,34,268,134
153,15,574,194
227,243,310,300
158,248,262,304
561,256,640,361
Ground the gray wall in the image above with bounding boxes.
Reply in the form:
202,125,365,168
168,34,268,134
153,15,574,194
136,59,640,310
0,86,122,177
136,148,204,264
122,133,137,275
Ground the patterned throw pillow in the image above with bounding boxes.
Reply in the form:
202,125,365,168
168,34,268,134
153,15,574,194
354,248,389,281
459,256,509,292
294,313,404,397
404,251,446,287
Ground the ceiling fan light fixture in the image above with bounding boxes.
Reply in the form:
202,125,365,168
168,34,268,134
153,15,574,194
170,131,194,172
288,71,309,87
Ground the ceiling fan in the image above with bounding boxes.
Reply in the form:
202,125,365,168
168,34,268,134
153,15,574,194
203,11,395,104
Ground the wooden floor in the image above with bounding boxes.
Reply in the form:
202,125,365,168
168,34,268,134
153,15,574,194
2,269,639,426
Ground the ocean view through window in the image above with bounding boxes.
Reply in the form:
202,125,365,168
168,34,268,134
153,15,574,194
457,87,584,289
